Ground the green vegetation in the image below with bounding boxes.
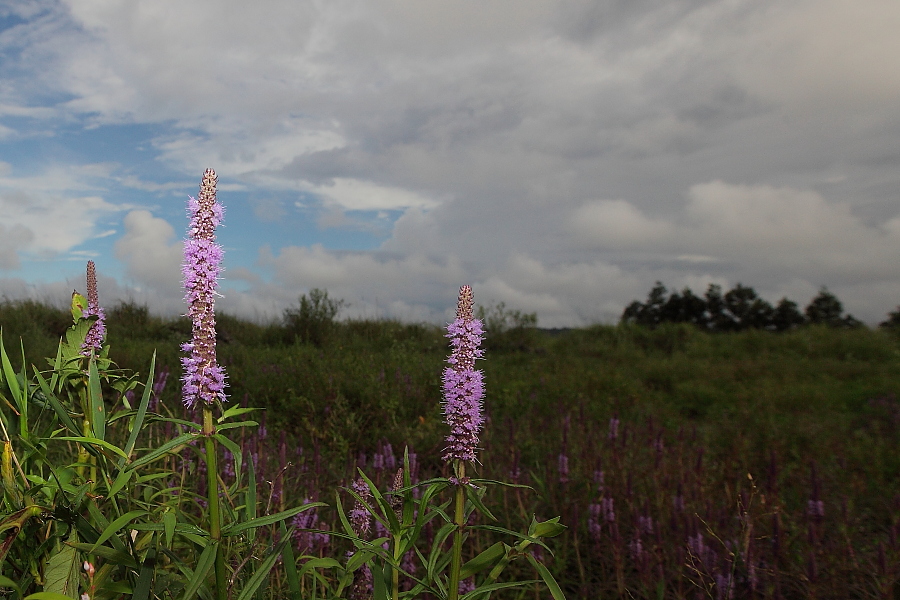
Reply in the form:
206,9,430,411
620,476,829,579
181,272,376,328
2,296,900,597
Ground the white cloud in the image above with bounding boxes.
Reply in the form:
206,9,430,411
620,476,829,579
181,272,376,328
310,178,439,211
0,224,34,269
113,210,183,295
571,199,673,248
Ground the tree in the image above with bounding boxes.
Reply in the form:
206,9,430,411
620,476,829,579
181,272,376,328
283,288,345,346
724,284,774,331
771,298,806,331
880,306,900,330
621,282,668,327
703,284,730,331
804,287,844,327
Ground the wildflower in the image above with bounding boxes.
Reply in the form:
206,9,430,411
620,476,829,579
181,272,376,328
442,285,485,464
181,169,227,408
81,261,106,355
349,477,373,538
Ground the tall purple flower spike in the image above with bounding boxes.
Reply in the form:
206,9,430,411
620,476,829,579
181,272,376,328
81,260,106,355
442,285,485,464
181,169,227,409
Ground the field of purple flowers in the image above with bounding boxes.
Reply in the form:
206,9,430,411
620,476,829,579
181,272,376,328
1,170,899,598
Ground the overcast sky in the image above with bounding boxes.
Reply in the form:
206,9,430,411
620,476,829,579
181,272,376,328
1,0,899,327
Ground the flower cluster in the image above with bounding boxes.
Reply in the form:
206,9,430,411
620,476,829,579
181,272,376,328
181,169,227,408
441,285,485,464
81,260,106,355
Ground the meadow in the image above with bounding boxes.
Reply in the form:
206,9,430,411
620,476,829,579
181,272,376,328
2,293,899,599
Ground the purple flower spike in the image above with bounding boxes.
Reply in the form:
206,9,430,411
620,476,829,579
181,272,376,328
81,260,106,355
181,169,227,409
442,285,485,464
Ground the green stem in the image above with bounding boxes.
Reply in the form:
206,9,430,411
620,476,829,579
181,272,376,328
392,532,401,600
448,462,466,600
203,407,227,600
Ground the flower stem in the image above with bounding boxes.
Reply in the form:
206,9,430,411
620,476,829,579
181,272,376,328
392,532,401,600
448,462,466,600
203,407,227,599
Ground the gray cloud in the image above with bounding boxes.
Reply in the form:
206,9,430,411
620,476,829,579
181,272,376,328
0,0,898,325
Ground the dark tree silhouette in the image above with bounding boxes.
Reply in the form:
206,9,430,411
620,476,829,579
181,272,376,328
771,298,806,332
880,306,900,329
804,287,861,328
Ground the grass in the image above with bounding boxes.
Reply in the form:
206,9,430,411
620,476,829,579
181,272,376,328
2,300,900,597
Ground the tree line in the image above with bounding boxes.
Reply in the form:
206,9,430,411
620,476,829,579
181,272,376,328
620,282,872,331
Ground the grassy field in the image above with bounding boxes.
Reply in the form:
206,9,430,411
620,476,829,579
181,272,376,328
2,299,900,598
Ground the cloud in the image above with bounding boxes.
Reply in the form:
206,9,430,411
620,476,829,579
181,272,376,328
0,223,34,269
0,164,125,260
113,210,183,296
571,199,673,248
1,0,899,327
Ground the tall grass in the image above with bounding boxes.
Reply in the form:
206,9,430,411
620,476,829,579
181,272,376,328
2,296,899,597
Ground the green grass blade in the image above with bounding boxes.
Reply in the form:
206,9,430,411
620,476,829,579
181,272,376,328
88,509,148,554
121,351,156,462
32,368,81,437
279,522,302,600
133,548,156,600
179,541,217,600
222,504,322,537
235,534,291,600
526,554,566,600
88,356,105,440
127,432,196,471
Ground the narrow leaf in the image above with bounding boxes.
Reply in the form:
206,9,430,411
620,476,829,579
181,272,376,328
526,554,567,600
89,510,148,554
222,504,322,537
235,534,292,600
122,352,156,461
179,541,217,600
127,432,196,470
88,357,105,440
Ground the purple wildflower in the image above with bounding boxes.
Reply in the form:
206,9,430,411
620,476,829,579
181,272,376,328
81,261,106,355
441,285,485,464
349,477,373,538
292,502,330,555
180,169,227,409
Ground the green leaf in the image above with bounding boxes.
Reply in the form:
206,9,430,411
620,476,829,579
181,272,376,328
88,509,148,554
133,548,156,600
459,542,505,579
0,574,23,598
127,432,197,471
222,504,323,537
465,485,497,522
214,420,258,431
88,356,105,440
54,437,127,459
121,352,156,461
24,594,79,600
179,541,217,600
107,468,134,498
235,534,292,600
279,522,302,600
461,580,540,600
164,509,176,549
32,368,82,438
372,560,389,600
219,406,259,421
526,554,567,600
43,531,80,598
66,543,138,569
529,516,566,539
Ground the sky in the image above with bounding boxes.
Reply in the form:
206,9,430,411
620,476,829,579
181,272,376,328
0,0,899,327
